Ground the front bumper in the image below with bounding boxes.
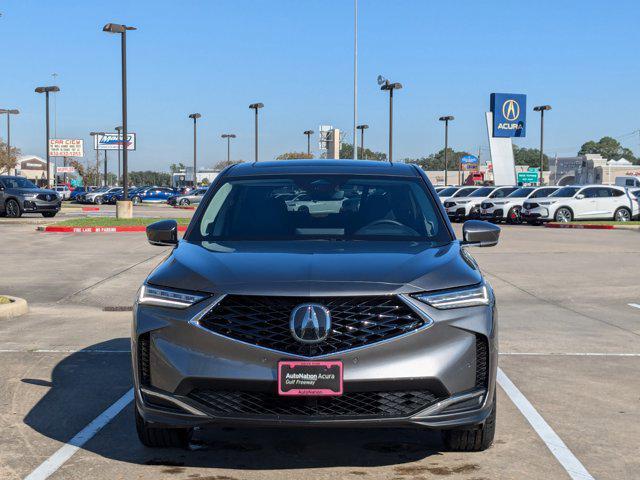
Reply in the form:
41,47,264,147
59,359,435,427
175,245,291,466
22,199,61,213
522,207,550,222
133,294,498,430
479,208,504,221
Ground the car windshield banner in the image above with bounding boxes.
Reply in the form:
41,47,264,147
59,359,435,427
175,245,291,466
490,93,526,138
94,132,137,150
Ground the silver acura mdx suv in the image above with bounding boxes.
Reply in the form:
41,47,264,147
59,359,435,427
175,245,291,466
134,160,500,452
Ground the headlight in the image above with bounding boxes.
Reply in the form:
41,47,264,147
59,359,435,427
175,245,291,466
413,284,490,309
24,193,37,199
137,284,208,309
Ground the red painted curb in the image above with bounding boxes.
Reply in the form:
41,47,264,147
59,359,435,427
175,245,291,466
172,205,196,210
545,223,615,230
37,225,188,233
81,207,100,212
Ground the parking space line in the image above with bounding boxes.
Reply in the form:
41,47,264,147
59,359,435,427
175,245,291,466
497,368,594,480
628,303,640,309
24,388,133,480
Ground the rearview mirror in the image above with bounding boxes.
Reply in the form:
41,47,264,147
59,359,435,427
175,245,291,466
146,220,178,246
461,220,500,247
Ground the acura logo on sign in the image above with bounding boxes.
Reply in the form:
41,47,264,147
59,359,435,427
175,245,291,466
290,304,331,344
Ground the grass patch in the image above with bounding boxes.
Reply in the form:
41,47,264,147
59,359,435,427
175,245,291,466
50,217,191,227
555,221,640,226
0,296,12,305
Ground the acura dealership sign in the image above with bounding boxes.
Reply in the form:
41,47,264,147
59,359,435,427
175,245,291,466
490,93,526,138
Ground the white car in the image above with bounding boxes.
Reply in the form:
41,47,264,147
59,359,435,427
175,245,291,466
53,185,71,200
444,186,519,221
479,186,559,224
522,185,639,223
84,187,121,204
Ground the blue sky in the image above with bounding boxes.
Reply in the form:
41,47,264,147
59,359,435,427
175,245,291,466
1,0,639,171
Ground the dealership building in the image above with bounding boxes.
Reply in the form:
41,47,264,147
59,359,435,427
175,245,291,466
7,156,56,186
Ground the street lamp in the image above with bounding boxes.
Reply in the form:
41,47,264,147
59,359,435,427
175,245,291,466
34,86,60,187
249,103,264,162
0,109,19,173
303,130,314,156
115,125,122,185
380,80,402,162
356,124,368,159
103,22,136,217
438,116,454,185
221,133,236,163
533,105,552,186
89,132,105,187
188,113,201,186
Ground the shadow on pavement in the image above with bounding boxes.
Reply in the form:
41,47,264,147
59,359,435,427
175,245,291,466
25,338,444,470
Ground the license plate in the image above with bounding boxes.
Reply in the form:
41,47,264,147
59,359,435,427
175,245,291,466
278,360,343,396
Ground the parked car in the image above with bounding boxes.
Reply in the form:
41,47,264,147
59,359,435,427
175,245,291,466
134,160,500,451
438,186,478,206
522,185,639,223
131,186,176,204
84,187,122,204
444,186,519,221
480,186,559,224
0,175,61,218
70,186,88,201
100,188,124,204
53,185,71,200
437,186,461,199
168,187,208,206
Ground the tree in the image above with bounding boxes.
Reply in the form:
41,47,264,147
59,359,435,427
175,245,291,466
169,162,186,173
276,152,313,160
405,148,471,170
0,138,21,174
128,171,171,186
578,136,638,163
213,159,244,170
512,145,550,170
339,143,387,160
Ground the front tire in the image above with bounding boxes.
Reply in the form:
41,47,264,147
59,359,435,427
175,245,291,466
554,207,573,223
134,404,191,449
442,396,496,452
179,198,190,206
614,207,631,222
132,196,141,205
95,196,103,205
5,199,22,218
506,207,522,225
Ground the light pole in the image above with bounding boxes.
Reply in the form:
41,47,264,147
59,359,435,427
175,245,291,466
249,103,263,162
90,132,105,187
221,134,236,163
303,130,314,156
356,124,368,159
188,113,201,186
439,116,454,185
35,86,60,187
533,105,552,186
104,150,108,186
115,125,122,185
380,80,402,163
0,109,19,173
103,22,136,217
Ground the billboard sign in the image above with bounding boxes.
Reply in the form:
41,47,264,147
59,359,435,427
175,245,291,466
490,93,526,138
94,132,136,150
460,155,479,171
48,139,84,157
56,166,75,174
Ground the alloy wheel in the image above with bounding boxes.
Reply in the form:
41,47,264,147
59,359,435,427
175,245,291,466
615,209,631,222
555,208,572,223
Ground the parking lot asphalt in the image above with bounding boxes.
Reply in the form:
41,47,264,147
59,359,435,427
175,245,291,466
0,223,638,479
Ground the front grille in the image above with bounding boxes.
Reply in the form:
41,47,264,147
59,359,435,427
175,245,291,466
138,333,151,386
36,193,56,201
188,389,439,418
523,202,538,209
475,334,489,388
444,201,456,208
198,295,426,357
481,202,493,209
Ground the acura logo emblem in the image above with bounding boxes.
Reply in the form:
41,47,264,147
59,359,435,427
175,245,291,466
502,99,520,121
290,304,331,344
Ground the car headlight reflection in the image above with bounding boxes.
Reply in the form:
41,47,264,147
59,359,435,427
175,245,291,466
138,284,208,309
413,284,490,309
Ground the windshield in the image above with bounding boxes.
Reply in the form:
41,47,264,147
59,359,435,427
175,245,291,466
469,187,494,197
189,175,452,243
438,187,458,197
452,187,478,198
1,177,38,189
551,187,580,198
508,187,535,198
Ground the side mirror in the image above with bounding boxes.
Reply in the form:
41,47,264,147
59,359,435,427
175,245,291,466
461,220,500,247
146,220,178,246
575,193,585,199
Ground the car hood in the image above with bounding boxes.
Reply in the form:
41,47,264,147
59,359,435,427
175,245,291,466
147,240,482,296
